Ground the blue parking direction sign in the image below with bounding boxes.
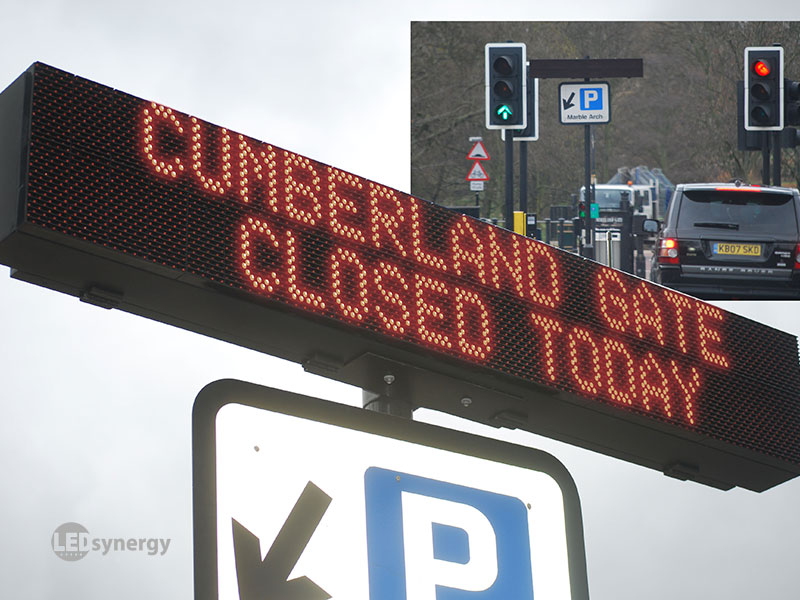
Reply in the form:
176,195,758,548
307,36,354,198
559,82,611,124
192,380,589,600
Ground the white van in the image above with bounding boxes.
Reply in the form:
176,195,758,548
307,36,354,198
580,184,658,220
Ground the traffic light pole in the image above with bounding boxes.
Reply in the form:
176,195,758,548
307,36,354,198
505,131,514,231
519,140,528,215
761,133,770,185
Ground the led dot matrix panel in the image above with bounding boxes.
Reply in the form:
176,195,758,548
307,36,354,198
1,63,799,491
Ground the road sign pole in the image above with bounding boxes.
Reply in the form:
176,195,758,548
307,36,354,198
548,59,627,260
505,131,514,230
583,122,594,259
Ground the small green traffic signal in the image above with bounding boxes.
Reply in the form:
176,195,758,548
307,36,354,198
485,43,526,129
577,202,598,219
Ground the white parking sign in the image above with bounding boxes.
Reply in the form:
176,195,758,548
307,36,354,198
559,82,611,124
192,380,589,600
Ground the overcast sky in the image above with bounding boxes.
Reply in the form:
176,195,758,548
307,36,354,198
2,1,800,599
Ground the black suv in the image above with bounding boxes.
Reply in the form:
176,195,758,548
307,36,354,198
649,182,800,299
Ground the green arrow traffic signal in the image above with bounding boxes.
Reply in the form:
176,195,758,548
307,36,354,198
496,104,513,120
485,43,526,128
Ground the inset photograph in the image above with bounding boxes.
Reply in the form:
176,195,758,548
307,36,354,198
411,21,800,300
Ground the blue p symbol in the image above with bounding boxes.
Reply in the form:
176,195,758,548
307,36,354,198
580,88,603,110
364,468,534,600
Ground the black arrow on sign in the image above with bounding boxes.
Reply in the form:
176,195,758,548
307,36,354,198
233,481,332,600
562,92,576,110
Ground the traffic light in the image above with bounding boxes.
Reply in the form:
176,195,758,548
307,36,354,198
785,78,800,126
744,46,783,131
485,42,526,129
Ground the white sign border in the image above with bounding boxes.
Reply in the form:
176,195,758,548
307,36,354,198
192,379,589,600
559,81,611,125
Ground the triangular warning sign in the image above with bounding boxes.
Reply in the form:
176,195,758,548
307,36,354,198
467,141,490,160
465,161,489,181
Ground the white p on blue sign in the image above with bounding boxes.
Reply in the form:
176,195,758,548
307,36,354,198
559,82,611,124
192,380,588,600
580,88,603,110
365,468,534,600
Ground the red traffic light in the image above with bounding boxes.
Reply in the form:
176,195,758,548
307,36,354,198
753,59,771,77
744,46,784,130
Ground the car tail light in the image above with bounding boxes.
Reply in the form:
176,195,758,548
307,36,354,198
794,243,800,270
658,238,680,264
714,186,762,192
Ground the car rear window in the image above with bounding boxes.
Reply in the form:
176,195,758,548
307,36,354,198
676,189,798,235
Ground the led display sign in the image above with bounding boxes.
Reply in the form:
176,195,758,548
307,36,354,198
1,63,799,491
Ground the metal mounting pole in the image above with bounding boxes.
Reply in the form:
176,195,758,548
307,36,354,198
581,61,595,260
772,130,782,186
761,131,771,185
582,122,594,259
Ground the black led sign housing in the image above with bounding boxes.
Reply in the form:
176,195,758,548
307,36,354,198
1,63,800,491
